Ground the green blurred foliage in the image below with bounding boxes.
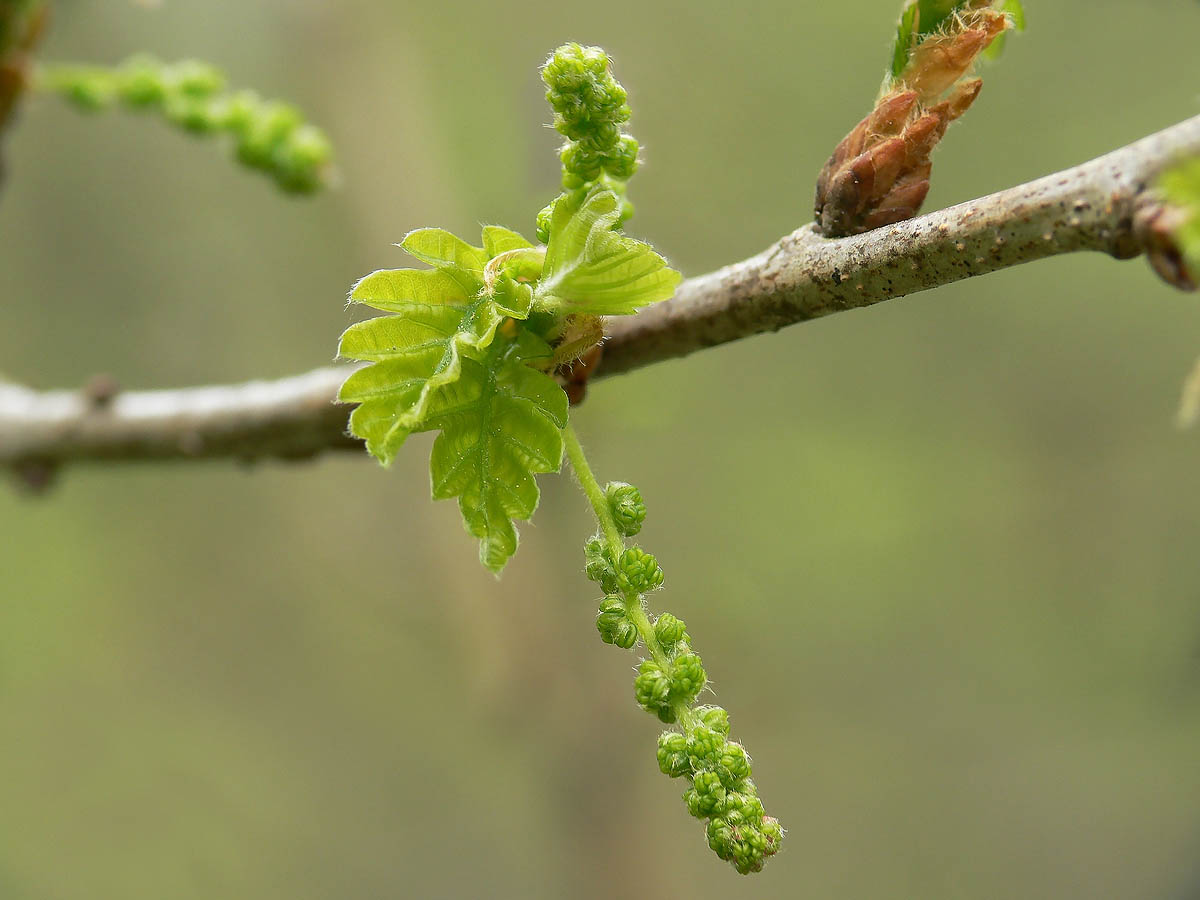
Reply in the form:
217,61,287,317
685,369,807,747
2,1,1200,897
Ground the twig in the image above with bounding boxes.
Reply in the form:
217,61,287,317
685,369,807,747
2,114,1199,469
0,368,359,467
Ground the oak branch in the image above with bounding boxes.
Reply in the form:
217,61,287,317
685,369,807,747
2,113,1199,475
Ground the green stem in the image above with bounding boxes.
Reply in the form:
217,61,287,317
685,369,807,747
563,422,694,727
563,422,623,552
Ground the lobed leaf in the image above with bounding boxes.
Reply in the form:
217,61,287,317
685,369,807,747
340,202,672,568
399,228,487,289
535,187,681,316
427,342,568,572
482,225,535,258
338,226,536,465
347,268,469,313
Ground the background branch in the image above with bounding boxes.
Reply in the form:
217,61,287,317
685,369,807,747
3,113,1199,472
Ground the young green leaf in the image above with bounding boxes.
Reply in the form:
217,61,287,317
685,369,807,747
889,0,1024,78
892,4,921,80
338,228,535,465
534,187,681,316
428,339,568,572
399,228,488,287
482,225,535,258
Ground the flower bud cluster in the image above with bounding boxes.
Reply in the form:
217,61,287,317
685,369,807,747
634,650,706,723
631,604,703,723
584,536,620,595
615,546,664,595
579,487,780,872
604,481,646,536
595,596,637,649
537,43,639,240
657,712,783,874
541,43,639,190
42,55,333,193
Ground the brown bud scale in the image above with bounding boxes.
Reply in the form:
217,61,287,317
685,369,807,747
814,5,1012,238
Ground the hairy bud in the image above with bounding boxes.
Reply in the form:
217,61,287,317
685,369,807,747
814,1,1017,236
584,536,620,594
616,547,664,594
634,660,675,722
653,613,687,650
605,481,647,536
596,596,638,649
657,732,691,778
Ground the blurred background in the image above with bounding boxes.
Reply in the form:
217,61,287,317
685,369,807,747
2,1,1200,897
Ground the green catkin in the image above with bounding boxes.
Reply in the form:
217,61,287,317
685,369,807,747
541,43,777,869
536,42,638,241
571,426,782,874
38,55,333,194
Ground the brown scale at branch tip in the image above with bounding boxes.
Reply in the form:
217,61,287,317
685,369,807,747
814,7,1010,238
548,314,605,406
1134,198,1198,292
557,343,603,406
